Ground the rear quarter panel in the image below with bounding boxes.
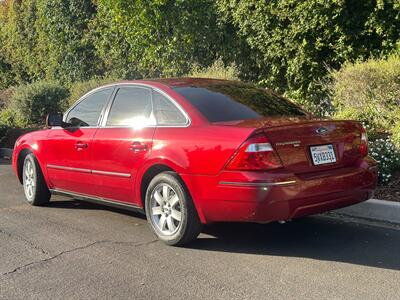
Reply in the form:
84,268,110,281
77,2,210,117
148,125,254,175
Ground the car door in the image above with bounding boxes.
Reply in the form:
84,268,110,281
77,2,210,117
45,87,113,195
90,85,156,205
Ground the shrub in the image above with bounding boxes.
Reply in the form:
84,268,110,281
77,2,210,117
92,0,237,79
217,0,400,104
187,59,240,81
0,86,15,110
0,107,16,127
0,124,7,142
392,122,400,148
68,78,115,106
330,55,400,137
369,137,400,184
334,108,393,140
7,81,69,127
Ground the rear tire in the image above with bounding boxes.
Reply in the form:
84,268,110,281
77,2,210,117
145,172,201,246
22,154,51,206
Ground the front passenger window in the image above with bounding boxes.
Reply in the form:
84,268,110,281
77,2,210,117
66,88,112,127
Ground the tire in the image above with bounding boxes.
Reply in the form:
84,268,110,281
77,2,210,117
145,172,202,246
22,154,51,206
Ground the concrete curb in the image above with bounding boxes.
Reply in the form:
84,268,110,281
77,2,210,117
0,148,13,159
334,199,400,225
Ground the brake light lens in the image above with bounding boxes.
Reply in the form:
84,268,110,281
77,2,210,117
359,126,368,157
225,134,283,170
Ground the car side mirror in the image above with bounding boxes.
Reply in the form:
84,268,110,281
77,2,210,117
46,113,64,127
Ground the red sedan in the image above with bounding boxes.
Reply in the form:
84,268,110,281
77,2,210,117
12,78,378,245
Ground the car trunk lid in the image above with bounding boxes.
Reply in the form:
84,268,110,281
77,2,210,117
216,117,364,174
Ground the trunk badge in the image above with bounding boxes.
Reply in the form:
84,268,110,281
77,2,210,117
275,140,301,147
316,127,328,135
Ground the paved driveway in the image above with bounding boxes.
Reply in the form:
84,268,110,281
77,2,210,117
0,159,399,299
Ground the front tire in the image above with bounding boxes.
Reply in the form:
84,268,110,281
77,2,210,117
145,172,201,246
22,154,51,206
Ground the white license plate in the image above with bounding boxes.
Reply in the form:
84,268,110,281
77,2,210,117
310,144,337,165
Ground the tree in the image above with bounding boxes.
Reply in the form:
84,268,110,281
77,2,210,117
35,0,100,84
91,0,245,79
0,0,41,85
217,0,400,106
0,0,100,86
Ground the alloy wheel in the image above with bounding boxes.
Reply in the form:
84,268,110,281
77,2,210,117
150,183,182,236
23,159,36,200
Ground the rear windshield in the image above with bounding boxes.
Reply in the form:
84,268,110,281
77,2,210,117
174,83,307,122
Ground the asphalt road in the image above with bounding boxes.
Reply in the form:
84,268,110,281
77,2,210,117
1,159,399,300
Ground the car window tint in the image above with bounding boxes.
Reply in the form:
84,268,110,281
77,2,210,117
67,88,111,127
174,83,306,122
153,91,187,125
107,87,153,126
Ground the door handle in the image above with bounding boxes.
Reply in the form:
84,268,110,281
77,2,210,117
75,142,88,150
130,141,148,153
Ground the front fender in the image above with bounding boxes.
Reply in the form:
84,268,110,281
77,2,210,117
12,131,51,187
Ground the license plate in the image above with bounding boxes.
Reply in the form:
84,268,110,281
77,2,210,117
310,144,337,165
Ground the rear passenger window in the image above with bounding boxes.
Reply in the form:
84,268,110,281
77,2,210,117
107,87,153,126
153,91,187,125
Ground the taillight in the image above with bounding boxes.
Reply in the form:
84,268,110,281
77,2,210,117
359,126,368,157
225,134,283,171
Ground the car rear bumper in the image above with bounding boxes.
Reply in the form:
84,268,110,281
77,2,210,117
181,157,378,224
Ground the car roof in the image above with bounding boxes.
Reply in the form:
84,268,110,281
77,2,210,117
115,78,241,88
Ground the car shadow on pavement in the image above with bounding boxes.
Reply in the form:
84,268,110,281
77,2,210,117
48,198,147,220
47,198,399,271
190,217,400,271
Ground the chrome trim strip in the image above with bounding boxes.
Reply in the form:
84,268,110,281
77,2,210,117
92,169,131,178
219,180,297,187
50,188,143,213
47,164,131,178
47,164,91,173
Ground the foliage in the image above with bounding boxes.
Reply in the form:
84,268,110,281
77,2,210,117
0,0,39,85
0,86,15,110
0,0,100,88
330,55,400,138
217,0,400,104
0,54,15,91
0,0,399,123
334,108,392,140
392,122,400,148
68,78,116,106
0,123,7,141
7,81,69,127
35,0,99,84
91,0,242,79
187,58,240,81
369,137,400,184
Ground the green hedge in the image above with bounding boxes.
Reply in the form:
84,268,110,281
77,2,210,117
68,78,115,106
393,122,400,148
330,55,400,138
187,59,240,81
0,124,7,142
7,81,69,127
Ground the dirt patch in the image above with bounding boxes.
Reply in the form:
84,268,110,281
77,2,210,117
375,171,400,202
